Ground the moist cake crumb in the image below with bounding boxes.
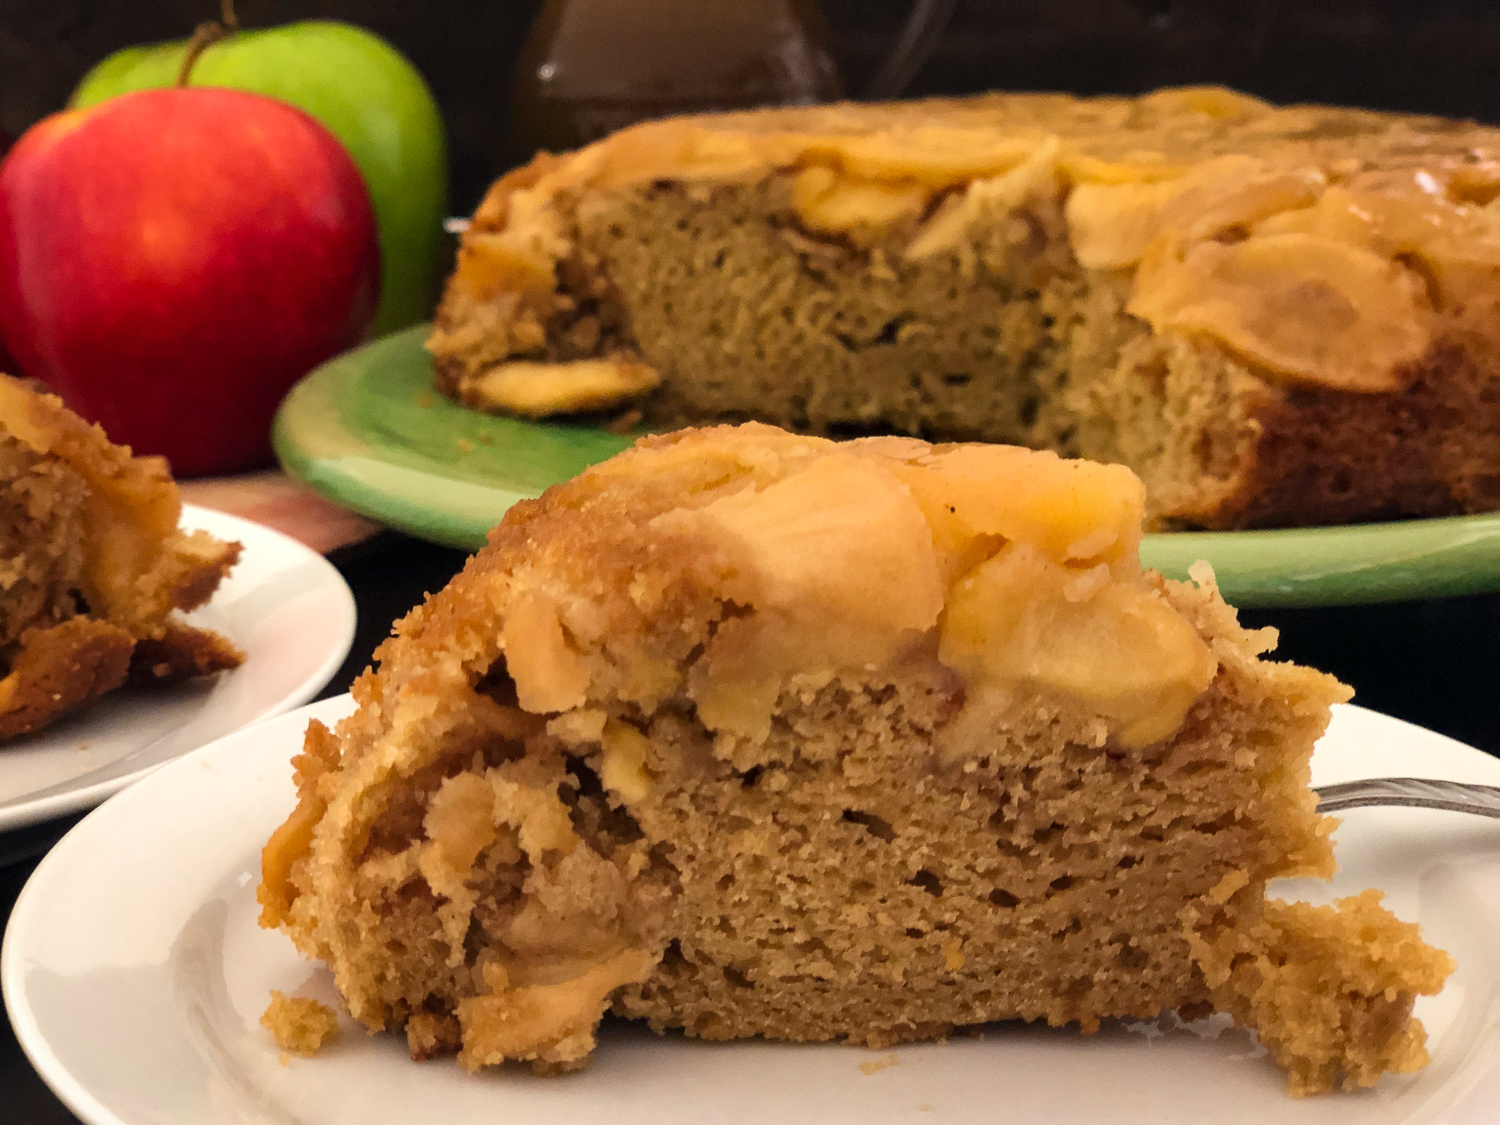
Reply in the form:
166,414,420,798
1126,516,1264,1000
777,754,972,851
261,991,339,1058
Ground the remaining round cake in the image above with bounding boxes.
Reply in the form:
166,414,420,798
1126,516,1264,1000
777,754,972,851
429,86,1500,529
0,375,242,739
259,423,1451,1096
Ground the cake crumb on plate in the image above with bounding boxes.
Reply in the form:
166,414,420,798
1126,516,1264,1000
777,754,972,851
261,990,339,1057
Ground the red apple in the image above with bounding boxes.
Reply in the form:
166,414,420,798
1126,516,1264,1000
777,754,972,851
0,88,378,475
0,124,11,375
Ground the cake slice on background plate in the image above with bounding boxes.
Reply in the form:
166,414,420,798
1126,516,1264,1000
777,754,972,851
0,374,242,740
430,85,1500,530
259,423,1451,1096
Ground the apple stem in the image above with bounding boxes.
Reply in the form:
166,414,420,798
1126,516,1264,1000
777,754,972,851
175,0,240,87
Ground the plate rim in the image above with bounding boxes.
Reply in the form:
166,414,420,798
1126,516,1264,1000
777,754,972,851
275,328,1500,608
6,696,1500,1125
0,696,355,1125
0,506,355,832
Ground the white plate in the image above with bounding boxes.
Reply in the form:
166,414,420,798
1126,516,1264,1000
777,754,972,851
6,699,1500,1125
0,505,355,832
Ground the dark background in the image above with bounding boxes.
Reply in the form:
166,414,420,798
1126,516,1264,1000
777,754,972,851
5,0,1500,213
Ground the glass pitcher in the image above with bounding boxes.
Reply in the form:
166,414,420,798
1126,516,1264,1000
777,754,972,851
510,0,957,161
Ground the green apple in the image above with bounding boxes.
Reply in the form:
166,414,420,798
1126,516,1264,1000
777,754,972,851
72,20,446,336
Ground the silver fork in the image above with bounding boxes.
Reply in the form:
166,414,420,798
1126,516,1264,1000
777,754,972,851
1316,778,1500,818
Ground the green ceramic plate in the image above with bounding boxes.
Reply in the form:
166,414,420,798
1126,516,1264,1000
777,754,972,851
275,326,1500,607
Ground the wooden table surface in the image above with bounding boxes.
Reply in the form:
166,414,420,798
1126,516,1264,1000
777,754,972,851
2,530,1497,1123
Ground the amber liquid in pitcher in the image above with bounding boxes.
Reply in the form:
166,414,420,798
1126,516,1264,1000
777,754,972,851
510,0,844,162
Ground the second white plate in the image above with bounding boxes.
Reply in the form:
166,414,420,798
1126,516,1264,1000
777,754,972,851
0,505,355,831
6,699,1500,1125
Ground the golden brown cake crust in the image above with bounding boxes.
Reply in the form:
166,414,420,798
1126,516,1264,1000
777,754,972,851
261,423,1448,1094
0,375,244,739
430,86,1500,529
127,621,247,686
0,618,134,741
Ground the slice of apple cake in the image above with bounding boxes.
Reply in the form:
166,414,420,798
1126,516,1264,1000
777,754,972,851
0,375,243,740
259,423,1451,1095
430,86,1500,529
